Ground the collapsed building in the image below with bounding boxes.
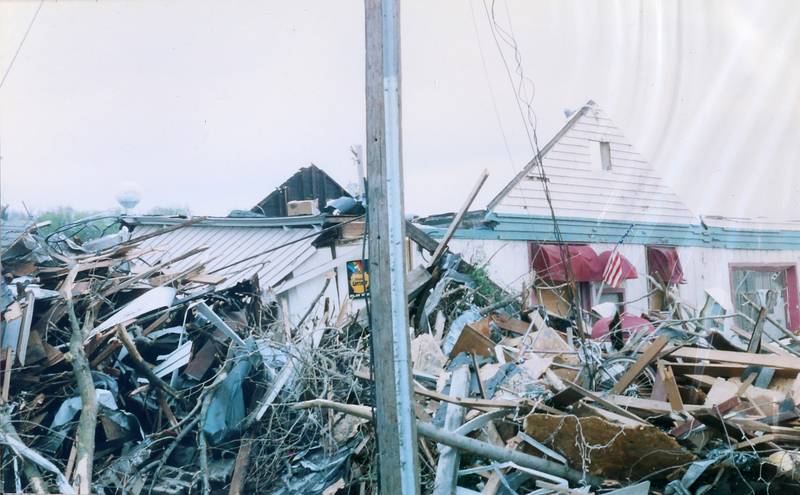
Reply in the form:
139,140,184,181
2,127,800,494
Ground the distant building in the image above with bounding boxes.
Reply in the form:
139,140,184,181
251,164,352,217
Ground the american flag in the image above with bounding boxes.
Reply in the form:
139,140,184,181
602,250,624,288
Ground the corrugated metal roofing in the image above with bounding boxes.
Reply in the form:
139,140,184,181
1,218,34,252
131,221,320,290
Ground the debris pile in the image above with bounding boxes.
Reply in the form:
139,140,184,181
2,217,800,494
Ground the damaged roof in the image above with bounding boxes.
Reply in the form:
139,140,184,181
123,215,324,290
251,164,351,217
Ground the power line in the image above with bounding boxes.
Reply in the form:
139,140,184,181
0,0,45,91
481,0,590,355
467,0,516,173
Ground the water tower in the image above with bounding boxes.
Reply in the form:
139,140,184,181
116,182,141,213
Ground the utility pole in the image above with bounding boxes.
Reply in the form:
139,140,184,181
364,0,420,494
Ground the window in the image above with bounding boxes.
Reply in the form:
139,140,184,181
730,264,799,338
594,284,625,310
646,246,684,312
589,141,612,171
529,243,600,317
599,141,612,171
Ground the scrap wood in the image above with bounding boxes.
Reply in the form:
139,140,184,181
427,168,489,269
523,413,695,481
747,307,768,354
733,434,800,450
611,335,668,395
549,381,648,425
355,367,523,412
115,325,180,399
293,399,603,487
669,347,800,370
490,314,530,335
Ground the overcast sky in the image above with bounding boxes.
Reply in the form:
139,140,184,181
1,0,798,220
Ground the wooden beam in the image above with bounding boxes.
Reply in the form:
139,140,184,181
747,307,768,354
658,362,683,412
427,169,489,268
668,347,800,370
611,336,668,395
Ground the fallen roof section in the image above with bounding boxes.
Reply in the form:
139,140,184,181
123,215,323,290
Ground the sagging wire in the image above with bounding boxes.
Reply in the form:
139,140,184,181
481,0,594,383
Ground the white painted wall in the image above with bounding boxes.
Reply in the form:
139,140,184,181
410,238,531,295
677,246,800,312
430,238,800,323
282,242,368,324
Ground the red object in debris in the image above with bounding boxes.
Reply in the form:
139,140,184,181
591,313,655,340
531,244,602,282
647,246,684,284
597,250,638,286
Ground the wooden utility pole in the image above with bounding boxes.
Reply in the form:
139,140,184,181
364,0,420,493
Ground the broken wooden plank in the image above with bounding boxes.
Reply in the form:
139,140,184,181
658,363,684,412
611,335,668,395
747,307,768,354
668,347,800,370
428,169,489,268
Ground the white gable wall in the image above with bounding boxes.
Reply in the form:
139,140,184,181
492,101,698,225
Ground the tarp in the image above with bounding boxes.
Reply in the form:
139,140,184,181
647,246,684,284
531,244,602,282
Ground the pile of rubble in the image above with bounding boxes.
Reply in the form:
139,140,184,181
2,217,800,494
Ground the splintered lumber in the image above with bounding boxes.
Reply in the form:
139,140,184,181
657,362,684,412
747,307,768,354
432,365,470,495
428,168,489,268
115,325,180,399
556,381,648,424
228,436,253,495
607,395,705,414
666,361,798,379
668,347,800,370
293,399,602,487
611,335,668,395
355,367,520,411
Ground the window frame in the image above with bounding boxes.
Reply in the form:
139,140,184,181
728,262,800,332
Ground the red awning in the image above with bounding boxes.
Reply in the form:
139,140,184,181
596,250,638,280
647,246,684,284
531,244,602,282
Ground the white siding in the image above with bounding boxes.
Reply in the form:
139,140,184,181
437,239,800,323
676,246,800,312
493,102,698,225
